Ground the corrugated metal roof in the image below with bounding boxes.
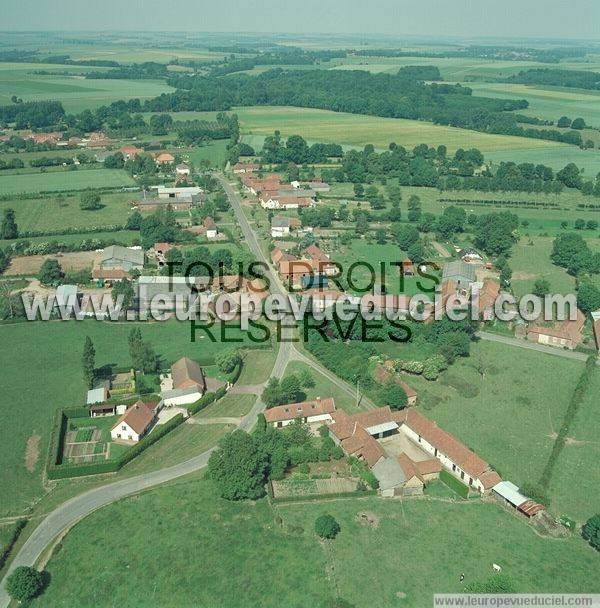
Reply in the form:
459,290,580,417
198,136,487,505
492,480,528,507
365,421,399,436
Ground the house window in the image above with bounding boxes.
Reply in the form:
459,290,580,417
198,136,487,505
434,448,438,457
121,425,126,431
452,464,456,472
418,435,422,443
128,435,132,440
469,477,473,486
461,472,465,480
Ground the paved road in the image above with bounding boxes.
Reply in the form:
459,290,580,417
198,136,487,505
476,331,597,364
0,175,295,607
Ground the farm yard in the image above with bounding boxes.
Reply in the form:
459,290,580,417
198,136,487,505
30,480,600,608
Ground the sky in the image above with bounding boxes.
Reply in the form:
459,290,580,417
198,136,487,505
2,0,600,40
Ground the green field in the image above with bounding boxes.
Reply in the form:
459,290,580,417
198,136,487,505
0,168,135,195
467,82,600,128
235,106,567,154
510,236,577,297
0,63,174,113
0,191,134,233
282,361,361,414
0,229,140,249
549,367,600,523
32,480,600,607
0,320,270,516
403,340,584,496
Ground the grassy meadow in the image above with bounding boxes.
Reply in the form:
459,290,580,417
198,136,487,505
0,191,135,233
404,340,585,496
31,480,600,608
0,320,273,516
0,168,135,195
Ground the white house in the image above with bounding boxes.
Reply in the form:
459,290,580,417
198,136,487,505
110,400,158,442
264,397,336,428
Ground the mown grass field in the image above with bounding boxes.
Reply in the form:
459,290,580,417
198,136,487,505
0,191,134,233
0,168,135,195
235,105,567,154
0,63,174,113
32,480,600,607
510,236,577,297
282,361,360,414
197,394,256,418
405,340,584,495
0,320,268,516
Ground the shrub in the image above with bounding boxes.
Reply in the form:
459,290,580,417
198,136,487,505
582,514,600,550
315,514,341,539
6,566,46,602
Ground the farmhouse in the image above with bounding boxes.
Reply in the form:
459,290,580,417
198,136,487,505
329,406,501,497
305,244,337,276
120,145,144,160
155,186,203,199
264,397,336,428
110,400,158,442
155,152,175,165
527,308,586,350
162,357,206,406
233,162,259,173
473,279,501,320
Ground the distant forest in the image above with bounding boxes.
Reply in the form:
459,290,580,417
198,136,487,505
509,68,600,90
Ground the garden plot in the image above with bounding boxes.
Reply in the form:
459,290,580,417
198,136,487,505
63,425,109,464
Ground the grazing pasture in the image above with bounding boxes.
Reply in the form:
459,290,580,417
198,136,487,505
32,481,600,607
406,340,584,495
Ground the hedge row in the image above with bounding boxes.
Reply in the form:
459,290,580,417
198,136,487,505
271,488,377,504
0,519,27,571
18,224,127,238
46,409,185,480
187,387,227,416
439,469,470,499
538,355,597,490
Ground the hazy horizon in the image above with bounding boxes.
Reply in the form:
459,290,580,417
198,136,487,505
3,0,600,40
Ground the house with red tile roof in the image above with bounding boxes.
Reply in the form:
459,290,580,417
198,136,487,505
110,400,158,442
264,397,336,428
527,308,586,350
156,152,175,165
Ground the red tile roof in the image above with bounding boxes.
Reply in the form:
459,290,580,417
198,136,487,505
264,398,336,424
111,400,156,435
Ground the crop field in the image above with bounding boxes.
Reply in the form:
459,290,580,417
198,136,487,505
467,82,600,128
0,168,135,195
486,146,600,174
0,320,269,516
331,53,600,81
32,480,600,607
235,106,566,154
0,191,134,233
0,63,174,113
